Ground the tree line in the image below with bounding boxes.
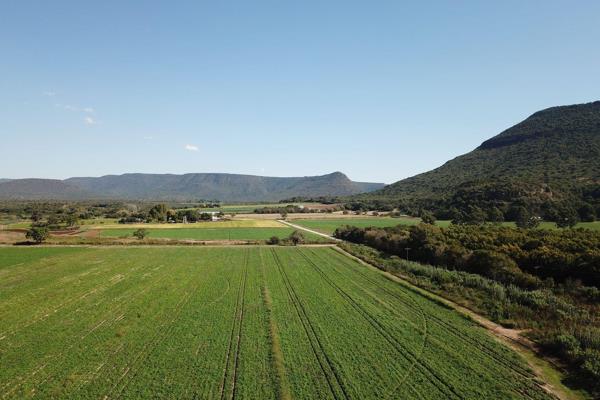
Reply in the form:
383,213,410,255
334,223,600,288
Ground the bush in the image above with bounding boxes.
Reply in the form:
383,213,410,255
267,236,280,245
553,334,581,358
581,350,600,379
133,228,148,240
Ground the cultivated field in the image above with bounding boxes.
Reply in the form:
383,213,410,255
0,246,552,399
292,217,420,235
90,219,285,230
292,217,600,234
97,227,324,241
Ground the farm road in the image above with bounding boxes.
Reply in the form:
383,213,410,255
277,220,340,241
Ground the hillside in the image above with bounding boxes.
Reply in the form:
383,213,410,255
361,101,600,217
0,172,384,202
0,179,93,200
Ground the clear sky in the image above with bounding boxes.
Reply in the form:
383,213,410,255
1,1,599,183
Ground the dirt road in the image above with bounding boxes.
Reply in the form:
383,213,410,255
277,220,340,241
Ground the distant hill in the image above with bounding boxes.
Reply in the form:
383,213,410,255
360,101,600,218
0,179,93,200
0,172,384,202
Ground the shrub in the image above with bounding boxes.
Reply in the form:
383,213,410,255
133,228,148,240
581,350,600,379
553,334,581,358
267,236,280,245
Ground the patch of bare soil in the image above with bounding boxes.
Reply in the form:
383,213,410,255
51,228,83,236
0,230,25,244
79,229,100,238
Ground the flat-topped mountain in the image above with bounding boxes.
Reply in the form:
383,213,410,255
0,172,384,202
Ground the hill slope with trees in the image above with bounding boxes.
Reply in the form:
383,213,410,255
358,101,600,222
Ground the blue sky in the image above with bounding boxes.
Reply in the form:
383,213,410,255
1,1,599,183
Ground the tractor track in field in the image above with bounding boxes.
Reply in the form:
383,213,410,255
297,249,462,400
219,249,249,400
328,247,538,379
103,276,202,400
332,247,557,400
271,249,349,400
229,250,249,400
302,248,431,400
0,257,140,341
258,250,292,400
336,249,538,381
0,262,162,397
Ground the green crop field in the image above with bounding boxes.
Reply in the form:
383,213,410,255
293,217,600,234
197,204,285,213
0,246,551,399
97,227,324,241
292,217,421,234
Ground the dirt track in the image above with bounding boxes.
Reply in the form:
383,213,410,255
277,219,340,241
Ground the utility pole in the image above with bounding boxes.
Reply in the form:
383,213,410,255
405,247,411,261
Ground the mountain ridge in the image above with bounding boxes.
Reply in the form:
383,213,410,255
0,172,384,202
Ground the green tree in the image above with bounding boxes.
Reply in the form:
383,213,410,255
199,212,212,221
148,204,168,222
288,230,305,246
64,214,79,227
578,203,596,222
452,206,486,225
487,207,505,223
46,215,60,228
420,210,436,225
133,228,148,240
466,250,522,282
30,210,42,222
26,226,50,243
555,206,579,228
515,207,540,229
